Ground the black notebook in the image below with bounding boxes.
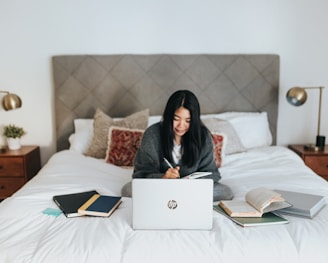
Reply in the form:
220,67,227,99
53,190,98,218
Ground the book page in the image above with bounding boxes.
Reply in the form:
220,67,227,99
219,200,262,217
262,200,291,213
246,187,285,213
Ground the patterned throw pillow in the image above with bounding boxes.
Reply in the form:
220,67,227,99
84,108,149,159
105,126,144,167
203,118,245,155
211,133,226,168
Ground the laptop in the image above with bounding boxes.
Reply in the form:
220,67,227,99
132,179,213,230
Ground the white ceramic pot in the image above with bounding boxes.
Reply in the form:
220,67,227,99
7,138,21,150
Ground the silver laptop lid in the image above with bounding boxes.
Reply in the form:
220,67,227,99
132,179,213,230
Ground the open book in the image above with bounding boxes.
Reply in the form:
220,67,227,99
219,187,291,217
213,205,289,227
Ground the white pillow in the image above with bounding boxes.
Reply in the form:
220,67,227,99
69,119,94,153
216,112,272,149
148,115,162,127
201,113,225,120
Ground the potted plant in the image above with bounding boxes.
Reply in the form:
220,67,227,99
3,124,26,150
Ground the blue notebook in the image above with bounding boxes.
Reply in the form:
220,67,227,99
78,194,122,217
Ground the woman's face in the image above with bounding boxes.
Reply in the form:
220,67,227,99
173,106,191,143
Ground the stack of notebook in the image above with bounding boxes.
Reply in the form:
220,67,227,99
53,190,122,218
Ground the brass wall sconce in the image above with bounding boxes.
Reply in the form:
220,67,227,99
286,86,325,151
0,91,22,111
0,90,22,152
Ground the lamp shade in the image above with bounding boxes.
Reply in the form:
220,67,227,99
286,87,307,106
1,93,22,111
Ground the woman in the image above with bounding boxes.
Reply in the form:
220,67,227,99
122,90,233,201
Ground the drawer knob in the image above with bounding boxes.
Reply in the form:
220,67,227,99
0,165,3,169
0,185,4,189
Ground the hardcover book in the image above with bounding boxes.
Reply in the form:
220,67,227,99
219,187,291,217
78,194,122,217
274,189,326,218
53,190,98,218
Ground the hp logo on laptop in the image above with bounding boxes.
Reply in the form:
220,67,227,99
167,200,178,209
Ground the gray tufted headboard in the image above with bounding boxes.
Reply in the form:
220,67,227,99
53,54,279,151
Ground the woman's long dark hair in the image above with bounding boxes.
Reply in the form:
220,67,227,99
161,90,207,167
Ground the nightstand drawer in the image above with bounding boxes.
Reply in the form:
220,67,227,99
288,145,328,181
0,178,25,197
304,156,328,176
0,158,24,177
0,146,41,199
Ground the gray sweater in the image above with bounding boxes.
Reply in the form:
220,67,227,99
133,123,221,182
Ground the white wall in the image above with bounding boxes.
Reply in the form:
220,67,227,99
0,0,327,164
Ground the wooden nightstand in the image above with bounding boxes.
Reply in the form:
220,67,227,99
0,146,41,199
288,144,328,181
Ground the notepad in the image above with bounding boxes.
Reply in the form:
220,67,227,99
183,171,212,179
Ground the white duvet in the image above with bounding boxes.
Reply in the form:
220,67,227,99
0,146,327,263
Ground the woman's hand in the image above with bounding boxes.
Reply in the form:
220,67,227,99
163,166,180,179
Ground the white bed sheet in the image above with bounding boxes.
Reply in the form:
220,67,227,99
0,146,327,263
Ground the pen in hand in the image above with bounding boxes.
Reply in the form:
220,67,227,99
163,157,180,178
163,157,173,168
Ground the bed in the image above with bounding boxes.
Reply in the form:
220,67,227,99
0,54,328,263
